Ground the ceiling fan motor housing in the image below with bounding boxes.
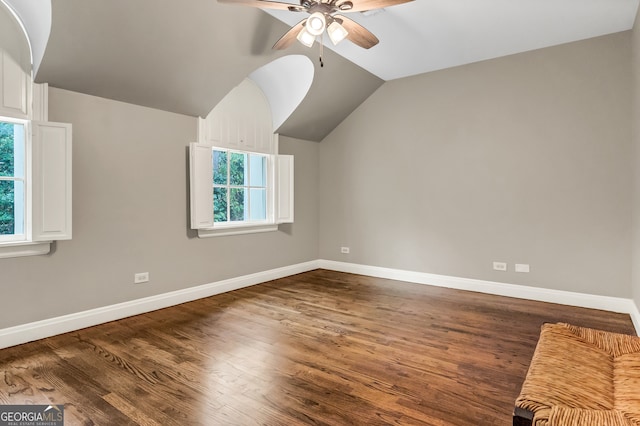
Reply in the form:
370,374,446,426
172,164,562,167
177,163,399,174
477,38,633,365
220,0,412,50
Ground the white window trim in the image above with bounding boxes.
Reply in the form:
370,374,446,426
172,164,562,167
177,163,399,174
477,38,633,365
197,224,278,238
212,147,272,227
189,141,293,238
0,94,72,258
0,116,27,243
0,240,50,258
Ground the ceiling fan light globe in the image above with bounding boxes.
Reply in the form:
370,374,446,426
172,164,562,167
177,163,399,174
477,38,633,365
306,12,326,36
327,21,348,45
296,27,316,47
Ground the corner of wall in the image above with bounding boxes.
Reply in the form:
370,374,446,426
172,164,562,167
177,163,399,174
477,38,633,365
631,3,640,332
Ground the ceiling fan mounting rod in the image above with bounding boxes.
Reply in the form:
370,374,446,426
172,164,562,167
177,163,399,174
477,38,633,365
302,0,353,13
306,2,336,15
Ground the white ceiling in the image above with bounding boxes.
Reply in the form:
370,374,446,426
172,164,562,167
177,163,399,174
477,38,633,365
268,0,640,81
7,0,639,141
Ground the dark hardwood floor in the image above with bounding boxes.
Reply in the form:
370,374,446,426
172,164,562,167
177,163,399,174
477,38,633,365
0,270,635,425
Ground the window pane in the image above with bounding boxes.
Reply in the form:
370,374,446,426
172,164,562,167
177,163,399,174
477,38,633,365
249,154,266,187
229,152,247,186
213,150,227,185
250,188,267,221
214,187,227,222
0,180,24,235
0,121,25,178
230,188,247,221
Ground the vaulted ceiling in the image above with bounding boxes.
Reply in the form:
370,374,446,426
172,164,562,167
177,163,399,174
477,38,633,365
17,0,640,141
33,0,383,142
268,0,639,80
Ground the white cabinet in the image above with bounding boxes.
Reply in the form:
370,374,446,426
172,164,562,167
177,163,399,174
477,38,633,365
0,49,30,118
203,78,274,154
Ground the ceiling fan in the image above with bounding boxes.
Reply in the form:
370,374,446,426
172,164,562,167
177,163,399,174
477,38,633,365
219,0,414,51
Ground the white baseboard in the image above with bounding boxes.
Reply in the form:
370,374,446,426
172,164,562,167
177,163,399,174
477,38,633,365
2,258,639,350
0,260,320,350
318,260,640,336
630,302,640,336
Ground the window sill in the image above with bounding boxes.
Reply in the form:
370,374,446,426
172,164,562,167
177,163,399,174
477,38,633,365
0,240,52,259
197,223,278,238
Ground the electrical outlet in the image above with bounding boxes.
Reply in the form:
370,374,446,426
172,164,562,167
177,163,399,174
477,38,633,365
341,247,350,254
493,262,507,271
134,272,149,284
515,264,530,273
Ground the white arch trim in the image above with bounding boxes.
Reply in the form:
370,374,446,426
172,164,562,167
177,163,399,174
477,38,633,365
1,0,51,75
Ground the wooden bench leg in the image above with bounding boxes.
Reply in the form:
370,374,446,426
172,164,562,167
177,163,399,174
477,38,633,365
513,406,534,426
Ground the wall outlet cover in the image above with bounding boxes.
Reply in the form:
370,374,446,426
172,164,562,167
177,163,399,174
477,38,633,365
134,272,149,284
493,262,507,271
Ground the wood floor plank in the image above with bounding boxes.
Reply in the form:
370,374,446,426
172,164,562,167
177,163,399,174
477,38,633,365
0,270,635,425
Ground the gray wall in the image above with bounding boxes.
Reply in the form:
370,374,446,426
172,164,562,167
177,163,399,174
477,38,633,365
2,27,637,331
632,10,640,310
0,88,319,329
319,32,633,298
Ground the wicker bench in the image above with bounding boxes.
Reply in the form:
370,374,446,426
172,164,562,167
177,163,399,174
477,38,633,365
513,322,640,426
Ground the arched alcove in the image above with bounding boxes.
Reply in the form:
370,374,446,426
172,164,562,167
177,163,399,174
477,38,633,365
0,1,33,118
0,2,31,76
1,0,51,75
203,78,275,153
201,55,314,151
249,55,314,132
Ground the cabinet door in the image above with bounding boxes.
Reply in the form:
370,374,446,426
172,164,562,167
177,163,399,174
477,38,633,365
203,79,274,154
241,116,256,150
205,110,221,144
0,51,28,118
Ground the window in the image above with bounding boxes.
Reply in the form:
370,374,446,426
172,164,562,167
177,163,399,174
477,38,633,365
213,149,268,224
189,142,293,237
0,118,25,242
0,116,72,259
0,2,72,258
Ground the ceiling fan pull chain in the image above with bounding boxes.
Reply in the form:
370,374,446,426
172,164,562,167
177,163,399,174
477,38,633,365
319,34,324,67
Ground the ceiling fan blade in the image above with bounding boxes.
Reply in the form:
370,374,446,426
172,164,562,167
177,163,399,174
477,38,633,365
272,19,307,50
343,0,413,13
334,15,379,49
218,0,305,11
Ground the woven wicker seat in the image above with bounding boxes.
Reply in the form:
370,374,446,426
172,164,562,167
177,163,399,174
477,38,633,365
513,323,640,426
